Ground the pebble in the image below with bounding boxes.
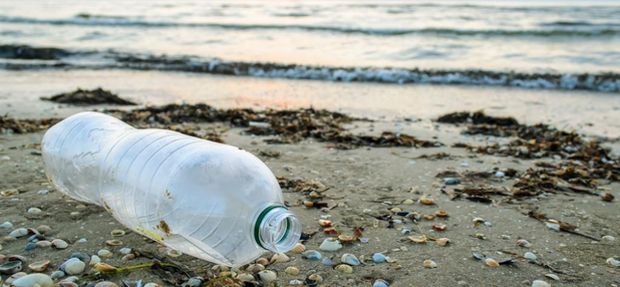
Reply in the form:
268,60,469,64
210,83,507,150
58,281,79,287
94,282,120,287
517,239,532,248
602,235,615,241
443,177,461,185
98,249,113,258
70,252,90,264
307,274,323,284
402,199,414,205
0,221,14,229
36,225,52,234
184,277,203,287
319,238,343,252
373,279,390,287
524,252,538,262
531,280,551,287
52,239,69,249
28,260,50,272
372,253,388,263
0,260,22,274
607,257,620,268
289,279,304,285
270,253,290,264
545,221,560,232
60,258,86,275
89,255,102,266
35,240,52,248
37,189,50,195
9,228,28,238
436,238,450,246
545,274,560,281
335,264,353,273
11,273,53,287
484,258,499,267
119,247,132,255
24,242,37,251
76,238,88,244
341,253,361,266
236,273,255,282
50,270,65,280
144,284,162,287
285,266,300,275
419,197,435,205
257,270,277,283
27,207,43,215
494,171,505,177
291,243,306,253
423,259,437,268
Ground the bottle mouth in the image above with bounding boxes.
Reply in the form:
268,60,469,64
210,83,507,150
254,204,302,253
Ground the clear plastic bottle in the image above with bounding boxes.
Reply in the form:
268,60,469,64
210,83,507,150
41,111,301,266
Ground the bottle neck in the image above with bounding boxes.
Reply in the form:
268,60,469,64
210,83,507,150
254,204,302,253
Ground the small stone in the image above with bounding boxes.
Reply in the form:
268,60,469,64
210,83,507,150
111,229,126,237
9,228,28,238
36,240,52,248
119,247,132,255
183,277,202,287
11,273,53,287
607,257,620,268
419,197,434,205
94,281,120,287
105,239,123,246
436,238,450,246
443,177,460,185
307,273,323,283
524,252,538,262
37,189,50,195
70,252,90,264
545,274,560,281
319,238,342,252
601,192,614,202
372,253,388,263
484,258,499,267
36,225,52,234
373,279,390,287
335,264,353,273
28,260,50,272
531,280,551,287
270,253,290,264
402,199,414,205
52,239,69,249
341,253,361,266
289,279,304,285
517,239,532,248
545,220,560,232
257,270,277,283
285,266,300,275
25,242,37,251
291,243,306,253
76,238,88,243
423,259,437,268
302,250,322,261
50,270,65,280
0,221,14,229
27,207,43,215
602,235,615,241
236,273,255,282
97,249,113,258
60,258,86,275
89,255,101,266
494,171,505,177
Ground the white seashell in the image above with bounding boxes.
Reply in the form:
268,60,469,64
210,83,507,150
291,243,306,253
9,228,28,238
27,207,43,215
28,260,51,272
257,270,277,282
270,253,290,264
236,273,255,282
11,273,54,287
98,249,113,258
335,264,353,273
52,239,69,249
61,258,86,275
285,266,300,275
319,238,343,252
89,255,102,266
607,257,620,268
531,280,551,287
516,239,532,248
423,259,437,268
524,252,538,262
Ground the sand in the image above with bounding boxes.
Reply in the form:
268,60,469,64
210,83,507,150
1,102,619,286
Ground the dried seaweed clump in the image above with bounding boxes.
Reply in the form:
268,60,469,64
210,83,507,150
0,116,60,134
42,88,137,105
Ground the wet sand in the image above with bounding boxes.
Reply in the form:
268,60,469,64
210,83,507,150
1,97,619,286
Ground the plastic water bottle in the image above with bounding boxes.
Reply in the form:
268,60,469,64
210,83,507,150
41,111,301,266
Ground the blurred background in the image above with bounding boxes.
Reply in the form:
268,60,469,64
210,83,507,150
1,0,619,137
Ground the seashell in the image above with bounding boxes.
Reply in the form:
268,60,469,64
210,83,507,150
211,264,229,272
303,201,315,208
602,235,615,241
255,257,269,266
373,279,390,287
318,219,332,227
111,229,126,237
516,239,532,248
183,277,202,287
98,249,113,258
0,221,14,229
607,257,620,268
472,252,486,260
601,192,614,202
9,228,28,238
531,280,551,287
36,225,51,234
302,250,322,261
119,247,132,255
319,238,342,252
435,238,450,246
93,262,117,272
390,207,402,213
524,252,538,262
105,239,123,246
122,254,136,261
285,266,300,275
372,253,388,263
474,233,486,240
245,263,265,273
0,189,18,197
89,255,101,266
257,270,277,283
166,248,182,257
94,281,120,287
335,264,353,273
321,257,335,266
484,258,499,267
291,243,306,253
36,240,52,248
28,260,50,272
289,279,304,285
423,214,435,220
0,260,22,274
423,259,437,268
8,255,27,263
50,270,65,280
545,220,560,232
11,273,53,287
270,253,290,264
434,210,449,218
307,273,323,283
236,273,255,282
58,281,79,287
408,235,427,244
340,253,361,266
432,223,447,231
51,238,69,249
402,199,414,205
60,258,85,275
545,273,560,281
419,197,434,205
338,234,355,244
443,177,460,185
27,207,42,215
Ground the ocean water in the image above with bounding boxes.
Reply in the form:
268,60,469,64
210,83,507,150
1,0,620,92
